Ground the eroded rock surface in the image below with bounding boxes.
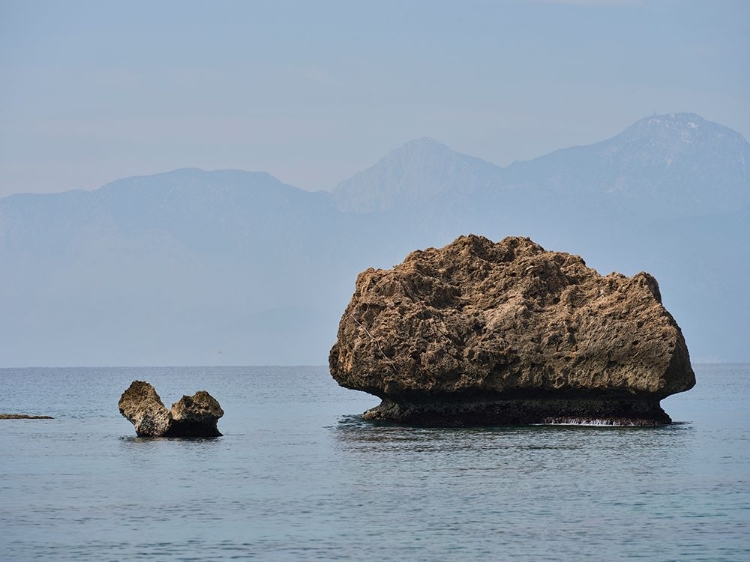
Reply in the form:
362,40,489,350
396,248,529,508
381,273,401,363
329,235,695,426
118,380,172,436
169,391,224,437
118,381,224,437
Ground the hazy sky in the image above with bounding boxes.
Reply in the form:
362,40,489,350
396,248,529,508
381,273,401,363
1,0,748,198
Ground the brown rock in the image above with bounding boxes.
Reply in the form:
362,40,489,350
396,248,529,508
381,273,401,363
118,381,172,437
118,381,223,437
329,235,695,426
168,391,224,437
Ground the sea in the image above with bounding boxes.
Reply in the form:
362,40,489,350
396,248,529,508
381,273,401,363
1,364,748,561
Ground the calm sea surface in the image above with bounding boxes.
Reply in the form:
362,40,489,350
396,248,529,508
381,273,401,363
1,364,748,561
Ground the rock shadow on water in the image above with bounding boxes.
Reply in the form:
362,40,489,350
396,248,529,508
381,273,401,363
333,413,561,451
332,414,694,461
119,435,225,448
335,413,691,439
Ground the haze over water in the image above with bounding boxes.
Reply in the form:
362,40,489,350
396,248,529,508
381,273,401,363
1,364,748,561
2,2,749,560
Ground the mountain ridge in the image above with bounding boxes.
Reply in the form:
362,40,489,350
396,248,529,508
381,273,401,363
1,112,748,366
499,112,750,217
4,113,746,214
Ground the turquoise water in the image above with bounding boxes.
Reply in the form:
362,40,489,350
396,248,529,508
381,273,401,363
1,364,748,561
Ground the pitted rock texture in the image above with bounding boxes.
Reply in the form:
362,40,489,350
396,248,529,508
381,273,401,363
168,391,224,437
118,381,224,437
118,381,172,436
329,235,695,425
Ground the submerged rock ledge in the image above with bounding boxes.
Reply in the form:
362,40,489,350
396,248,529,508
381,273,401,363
0,413,54,420
118,381,224,437
329,235,695,426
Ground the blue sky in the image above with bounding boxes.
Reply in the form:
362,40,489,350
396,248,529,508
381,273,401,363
1,0,748,197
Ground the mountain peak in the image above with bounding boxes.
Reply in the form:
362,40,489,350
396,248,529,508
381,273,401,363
399,137,450,150
638,112,707,127
378,137,454,165
619,112,744,144
501,112,750,218
332,138,501,213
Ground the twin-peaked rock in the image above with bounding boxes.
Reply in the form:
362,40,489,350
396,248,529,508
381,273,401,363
119,381,224,437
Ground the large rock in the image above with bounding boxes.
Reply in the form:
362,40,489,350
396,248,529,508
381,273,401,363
118,381,224,437
329,235,695,426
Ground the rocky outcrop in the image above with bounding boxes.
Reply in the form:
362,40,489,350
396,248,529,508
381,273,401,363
118,381,172,436
168,391,225,437
0,414,54,419
118,381,224,437
329,235,695,426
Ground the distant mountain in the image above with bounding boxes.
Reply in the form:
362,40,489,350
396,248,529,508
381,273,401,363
334,113,749,220
0,169,349,366
502,112,750,219
1,113,748,366
332,137,503,213
1,168,336,255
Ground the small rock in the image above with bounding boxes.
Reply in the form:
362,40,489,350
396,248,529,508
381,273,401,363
118,381,172,437
118,381,223,437
168,391,224,437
